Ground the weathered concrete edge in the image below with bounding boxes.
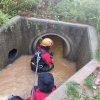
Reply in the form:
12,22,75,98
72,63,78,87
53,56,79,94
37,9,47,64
23,16,89,28
45,59,100,100
0,16,22,33
87,26,98,58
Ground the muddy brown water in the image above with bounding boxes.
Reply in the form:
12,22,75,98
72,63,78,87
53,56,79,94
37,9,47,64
0,36,76,100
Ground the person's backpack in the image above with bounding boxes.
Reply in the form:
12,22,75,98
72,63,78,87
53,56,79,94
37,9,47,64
38,72,55,93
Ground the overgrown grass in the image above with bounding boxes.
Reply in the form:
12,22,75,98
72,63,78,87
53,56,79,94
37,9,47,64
0,10,9,26
66,81,79,97
66,81,84,99
66,80,100,100
85,75,94,89
94,91,100,100
0,0,100,60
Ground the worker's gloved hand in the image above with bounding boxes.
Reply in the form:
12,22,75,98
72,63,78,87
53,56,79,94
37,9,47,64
50,52,54,58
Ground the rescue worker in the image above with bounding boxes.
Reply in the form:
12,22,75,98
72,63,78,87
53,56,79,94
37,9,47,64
8,72,56,100
26,72,56,100
31,38,54,72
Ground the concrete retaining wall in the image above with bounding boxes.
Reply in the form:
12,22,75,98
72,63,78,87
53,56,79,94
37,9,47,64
0,16,97,72
23,17,88,61
76,26,98,70
0,16,22,68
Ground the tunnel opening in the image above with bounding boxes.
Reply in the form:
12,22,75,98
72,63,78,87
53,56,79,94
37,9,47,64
31,33,72,60
8,49,17,61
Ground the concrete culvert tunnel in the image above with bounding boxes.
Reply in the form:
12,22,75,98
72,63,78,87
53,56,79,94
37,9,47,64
0,16,98,99
32,33,71,59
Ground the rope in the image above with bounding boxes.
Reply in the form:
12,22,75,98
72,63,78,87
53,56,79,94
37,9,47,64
31,51,41,100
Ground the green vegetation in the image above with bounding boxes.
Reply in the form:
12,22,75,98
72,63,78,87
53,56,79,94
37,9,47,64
0,0,100,60
34,22,43,42
85,75,94,89
94,91,100,100
0,10,9,26
66,80,100,100
66,81,84,99
66,81,79,97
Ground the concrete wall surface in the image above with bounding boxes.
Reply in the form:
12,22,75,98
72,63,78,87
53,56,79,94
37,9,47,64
76,26,98,69
23,17,88,61
0,16,22,68
0,16,97,72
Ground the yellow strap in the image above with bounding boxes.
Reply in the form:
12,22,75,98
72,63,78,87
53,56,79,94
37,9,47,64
31,62,35,65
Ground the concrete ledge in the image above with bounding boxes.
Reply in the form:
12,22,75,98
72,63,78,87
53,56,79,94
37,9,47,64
45,59,100,100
